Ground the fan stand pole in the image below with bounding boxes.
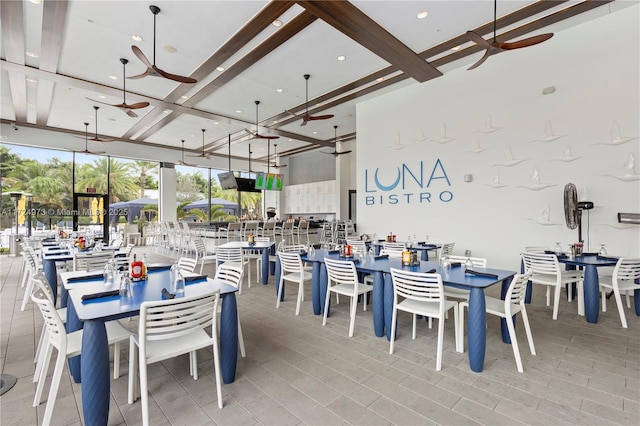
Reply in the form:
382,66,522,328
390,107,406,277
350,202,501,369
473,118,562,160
577,209,583,243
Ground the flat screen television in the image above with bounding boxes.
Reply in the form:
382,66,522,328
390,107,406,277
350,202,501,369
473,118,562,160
236,177,261,193
218,172,237,190
255,172,283,191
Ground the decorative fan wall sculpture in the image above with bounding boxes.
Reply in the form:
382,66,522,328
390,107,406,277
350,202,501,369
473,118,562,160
129,5,197,84
287,74,334,126
87,58,149,117
245,100,279,140
323,125,352,157
466,0,553,70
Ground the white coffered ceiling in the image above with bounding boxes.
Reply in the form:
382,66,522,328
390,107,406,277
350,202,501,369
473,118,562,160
0,0,630,171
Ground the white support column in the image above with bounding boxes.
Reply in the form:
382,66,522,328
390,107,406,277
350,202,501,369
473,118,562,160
159,163,177,222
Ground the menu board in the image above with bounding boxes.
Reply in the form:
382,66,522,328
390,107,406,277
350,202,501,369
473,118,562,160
255,172,283,191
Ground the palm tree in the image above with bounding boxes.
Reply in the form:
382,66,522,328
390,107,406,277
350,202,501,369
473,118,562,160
131,161,158,198
76,158,138,203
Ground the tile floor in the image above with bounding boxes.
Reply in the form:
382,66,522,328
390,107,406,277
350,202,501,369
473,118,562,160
1,248,639,425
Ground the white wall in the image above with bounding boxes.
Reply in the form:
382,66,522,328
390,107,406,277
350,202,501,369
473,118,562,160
356,6,640,269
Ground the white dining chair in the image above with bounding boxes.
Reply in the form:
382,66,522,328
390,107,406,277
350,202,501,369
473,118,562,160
128,290,223,425
389,267,460,370
458,271,536,373
31,289,132,425
216,247,249,294
276,251,313,315
193,237,217,274
177,256,198,273
521,252,584,319
323,257,373,337
443,255,488,301
599,258,640,328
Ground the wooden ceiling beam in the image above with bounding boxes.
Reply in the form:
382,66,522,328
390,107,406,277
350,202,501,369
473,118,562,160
296,0,442,83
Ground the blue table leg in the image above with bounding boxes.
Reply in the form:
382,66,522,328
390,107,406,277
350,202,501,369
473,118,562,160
319,263,329,316
372,272,385,338
565,264,577,301
500,276,514,344
220,293,238,384
81,320,109,426
583,265,600,323
634,287,640,316
269,245,276,276
275,257,284,301
65,301,82,383
261,248,269,284
420,249,428,261
521,259,533,304
42,258,59,306
311,262,321,315
467,287,487,372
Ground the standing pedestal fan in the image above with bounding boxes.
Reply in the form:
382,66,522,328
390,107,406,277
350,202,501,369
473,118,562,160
563,183,593,243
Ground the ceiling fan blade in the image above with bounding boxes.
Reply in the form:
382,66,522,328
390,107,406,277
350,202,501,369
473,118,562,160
465,30,494,49
336,150,352,156
300,116,309,126
89,137,117,143
124,109,139,118
498,33,554,50
152,65,197,84
188,153,211,158
467,49,492,70
273,164,287,169
86,98,138,118
307,114,335,121
131,45,154,69
126,70,150,80
252,134,279,140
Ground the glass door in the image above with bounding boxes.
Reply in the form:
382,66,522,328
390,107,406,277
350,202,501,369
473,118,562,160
72,193,109,243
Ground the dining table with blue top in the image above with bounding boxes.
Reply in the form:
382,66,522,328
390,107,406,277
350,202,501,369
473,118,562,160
556,254,626,323
275,248,516,373
41,244,124,307
61,266,239,426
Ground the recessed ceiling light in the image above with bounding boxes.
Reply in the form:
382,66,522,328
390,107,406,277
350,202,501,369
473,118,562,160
163,45,177,53
376,77,384,82
276,88,283,93
28,0,42,4
451,45,461,51
273,120,278,124
337,55,346,61
214,122,219,125
235,110,242,114
312,131,318,134
162,109,171,114
26,78,37,83
216,66,225,72
131,34,143,42
190,134,195,138
288,139,292,142
108,75,117,80
180,95,188,99
272,20,283,27
26,51,39,58
98,95,106,99
417,11,428,19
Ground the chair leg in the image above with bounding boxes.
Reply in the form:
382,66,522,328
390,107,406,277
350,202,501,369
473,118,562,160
505,314,523,373
33,343,53,406
453,306,461,354
211,327,224,409
295,280,303,316
545,286,551,306
127,339,137,405
276,276,284,309
113,342,120,379
42,350,67,425
20,273,35,311
322,289,331,326
520,306,536,356
237,315,246,358
552,285,561,320
348,295,357,337
601,289,607,312
139,355,150,426
436,315,444,371
389,307,397,354
612,288,628,328
457,304,466,354
412,314,417,339
625,291,631,309
577,280,584,316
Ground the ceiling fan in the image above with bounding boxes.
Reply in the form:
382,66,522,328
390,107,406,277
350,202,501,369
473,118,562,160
86,58,150,118
189,129,211,158
75,106,116,143
272,144,287,169
177,139,196,166
245,100,279,140
78,122,105,155
128,5,197,84
465,0,553,70
323,125,352,157
287,74,334,126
